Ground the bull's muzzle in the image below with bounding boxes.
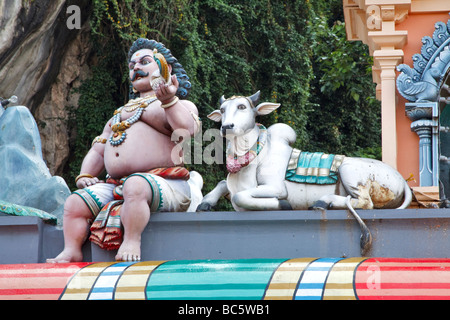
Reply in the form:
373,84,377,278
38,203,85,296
221,124,235,136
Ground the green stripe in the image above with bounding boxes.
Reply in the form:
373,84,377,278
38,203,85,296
146,259,284,300
147,292,263,300
146,283,267,291
146,259,285,269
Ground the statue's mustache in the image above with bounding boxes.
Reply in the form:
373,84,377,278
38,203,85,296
131,70,149,81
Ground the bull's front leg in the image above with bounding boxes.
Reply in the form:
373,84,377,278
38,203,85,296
196,180,229,211
232,184,292,211
311,194,371,210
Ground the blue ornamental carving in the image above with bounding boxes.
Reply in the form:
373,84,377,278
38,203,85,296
396,14,450,188
397,17,450,102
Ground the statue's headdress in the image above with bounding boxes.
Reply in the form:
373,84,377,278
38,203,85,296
128,38,191,99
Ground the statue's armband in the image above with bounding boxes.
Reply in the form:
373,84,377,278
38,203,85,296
91,136,107,147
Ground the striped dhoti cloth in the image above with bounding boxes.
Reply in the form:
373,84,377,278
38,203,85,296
84,167,191,250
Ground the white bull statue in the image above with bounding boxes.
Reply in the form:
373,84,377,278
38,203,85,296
197,91,412,255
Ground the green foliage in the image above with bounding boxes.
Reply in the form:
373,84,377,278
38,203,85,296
69,0,381,205
306,13,381,158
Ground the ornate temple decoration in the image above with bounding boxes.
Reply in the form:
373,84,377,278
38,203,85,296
397,19,450,103
397,14,450,187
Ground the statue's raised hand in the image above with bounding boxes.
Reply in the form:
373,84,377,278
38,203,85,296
155,75,179,105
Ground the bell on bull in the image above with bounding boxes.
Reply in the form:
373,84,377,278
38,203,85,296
197,90,412,255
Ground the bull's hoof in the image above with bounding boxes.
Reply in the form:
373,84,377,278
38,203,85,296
309,200,329,211
196,202,212,212
279,200,293,210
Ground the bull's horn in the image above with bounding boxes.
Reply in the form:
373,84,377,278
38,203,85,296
248,90,261,108
219,95,226,105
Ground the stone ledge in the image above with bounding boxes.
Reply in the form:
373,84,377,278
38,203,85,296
1,208,450,264
93,208,450,261
0,214,89,264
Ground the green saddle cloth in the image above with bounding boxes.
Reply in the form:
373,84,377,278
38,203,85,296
285,149,345,185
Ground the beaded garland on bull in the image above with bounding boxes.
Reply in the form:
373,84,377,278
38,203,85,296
226,124,267,173
109,96,158,146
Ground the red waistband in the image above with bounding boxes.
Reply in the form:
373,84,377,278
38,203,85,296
106,167,190,185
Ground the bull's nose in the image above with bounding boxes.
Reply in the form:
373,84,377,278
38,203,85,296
221,123,234,135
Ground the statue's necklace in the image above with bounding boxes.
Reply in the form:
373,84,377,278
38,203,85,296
109,96,157,146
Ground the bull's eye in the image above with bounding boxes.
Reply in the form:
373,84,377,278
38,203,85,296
237,104,246,110
220,107,225,114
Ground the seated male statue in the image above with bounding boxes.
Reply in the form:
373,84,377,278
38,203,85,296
48,38,200,262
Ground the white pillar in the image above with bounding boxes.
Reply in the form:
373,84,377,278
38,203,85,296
373,49,403,169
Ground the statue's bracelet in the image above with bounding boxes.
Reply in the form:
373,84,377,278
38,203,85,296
161,96,179,109
75,173,95,183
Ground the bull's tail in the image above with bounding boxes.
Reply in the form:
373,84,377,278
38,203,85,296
345,196,372,256
397,179,413,209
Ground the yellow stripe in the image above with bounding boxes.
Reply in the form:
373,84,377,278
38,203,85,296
114,261,166,300
323,295,358,300
264,258,315,300
60,262,117,300
323,258,366,300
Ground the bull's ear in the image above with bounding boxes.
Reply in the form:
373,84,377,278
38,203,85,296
207,110,223,122
255,102,281,116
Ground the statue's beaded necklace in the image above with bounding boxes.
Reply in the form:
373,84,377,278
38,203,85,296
109,95,157,146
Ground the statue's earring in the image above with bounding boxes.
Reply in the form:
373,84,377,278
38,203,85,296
132,87,138,94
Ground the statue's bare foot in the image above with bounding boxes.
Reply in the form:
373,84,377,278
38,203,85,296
46,249,83,263
115,240,141,261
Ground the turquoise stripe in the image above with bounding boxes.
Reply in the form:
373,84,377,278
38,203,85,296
146,259,284,300
147,271,271,287
147,291,263,300
148,259,280,273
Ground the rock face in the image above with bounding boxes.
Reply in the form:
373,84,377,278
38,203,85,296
0,0,92,175
0,106,71,225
